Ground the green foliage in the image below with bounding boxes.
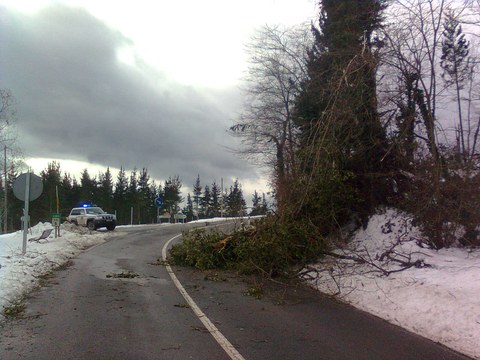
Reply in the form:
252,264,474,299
225,179,246,217
291,0,391,230
3,302,26,317
163,175,183,214
441,12,470,85
291,165,360,234
169,215,328,277
169,229,228,270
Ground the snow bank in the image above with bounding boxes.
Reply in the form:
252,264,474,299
306,208,480,359
0,222,112,318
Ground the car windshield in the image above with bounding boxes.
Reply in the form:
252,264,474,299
85,207,105,215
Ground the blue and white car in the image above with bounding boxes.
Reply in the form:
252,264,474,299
67,206,116,231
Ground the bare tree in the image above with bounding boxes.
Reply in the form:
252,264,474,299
380,0,452,164
0,89,21,233
380,0,480,164
467,57,480,157
0,90,14,131
230,24,312,193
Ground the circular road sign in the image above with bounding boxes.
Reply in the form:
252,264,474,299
13,173,43,201
154,197,164,208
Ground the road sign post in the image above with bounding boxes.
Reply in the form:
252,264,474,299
13,173,43,254
154,197,164,208
51,213,62,238
154,197,164,224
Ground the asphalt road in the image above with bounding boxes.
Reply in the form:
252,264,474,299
0,222,471,359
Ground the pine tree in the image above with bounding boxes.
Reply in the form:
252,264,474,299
201,185,212,218
210,181,221,218
261,193,268,214
184,193,194,222
164,176,183,218
98,167,114,213
226,179,246,217
441,11,470,157
80,169,97,206
193,174,202,219
127,169,139,224
113,167,128,224
137,168,154,223
36,162,62,222
250,190,262,216
60,172,76,212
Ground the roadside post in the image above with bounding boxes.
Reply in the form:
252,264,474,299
51,213,62,238
12,172,43,254
154,196,164,223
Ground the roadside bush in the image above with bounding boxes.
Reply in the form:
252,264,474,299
401,159,480,248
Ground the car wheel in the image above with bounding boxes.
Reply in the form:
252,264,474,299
106,223,116,231
87,221,96,231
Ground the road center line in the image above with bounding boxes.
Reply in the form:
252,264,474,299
162,234,246,360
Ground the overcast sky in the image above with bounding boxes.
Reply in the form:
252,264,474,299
0,0,316,198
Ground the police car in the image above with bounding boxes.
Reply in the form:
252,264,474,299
67,205,116,231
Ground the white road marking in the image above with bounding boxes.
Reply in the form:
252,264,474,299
162,234,246,360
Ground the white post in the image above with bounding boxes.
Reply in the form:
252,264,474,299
22,172,31,254
4,145,7,234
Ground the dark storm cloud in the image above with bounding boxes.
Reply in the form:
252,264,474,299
0,5,259,188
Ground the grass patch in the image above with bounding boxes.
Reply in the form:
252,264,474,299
3,302,26,318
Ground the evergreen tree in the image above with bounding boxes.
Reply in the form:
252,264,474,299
113,167,128,224
226,179,246,217
37,162,62,222
441,11,470,157
163,175,183,218
293,0,390,229
71,177,81,207
60,172,76,214
150,181,160,223
210,181,221,218
138,168,155,223
261,193,268,214
127,168,138,224
79,169,97,206
250,190,262,216
98,167,114,213
184,193,194,222
193,174,202,219
250,190,269,216
201,185,212,218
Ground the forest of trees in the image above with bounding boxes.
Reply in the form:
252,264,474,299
232,0,480,249
0,161,268,232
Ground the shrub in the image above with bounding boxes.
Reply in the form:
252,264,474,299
401,159,480,248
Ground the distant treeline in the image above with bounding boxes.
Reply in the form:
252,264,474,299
0,162,268,232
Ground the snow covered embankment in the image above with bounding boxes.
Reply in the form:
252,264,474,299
306,208,480,359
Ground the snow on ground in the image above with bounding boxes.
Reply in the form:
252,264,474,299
306,208,480,359
0,214,478,358
0,222,115,319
